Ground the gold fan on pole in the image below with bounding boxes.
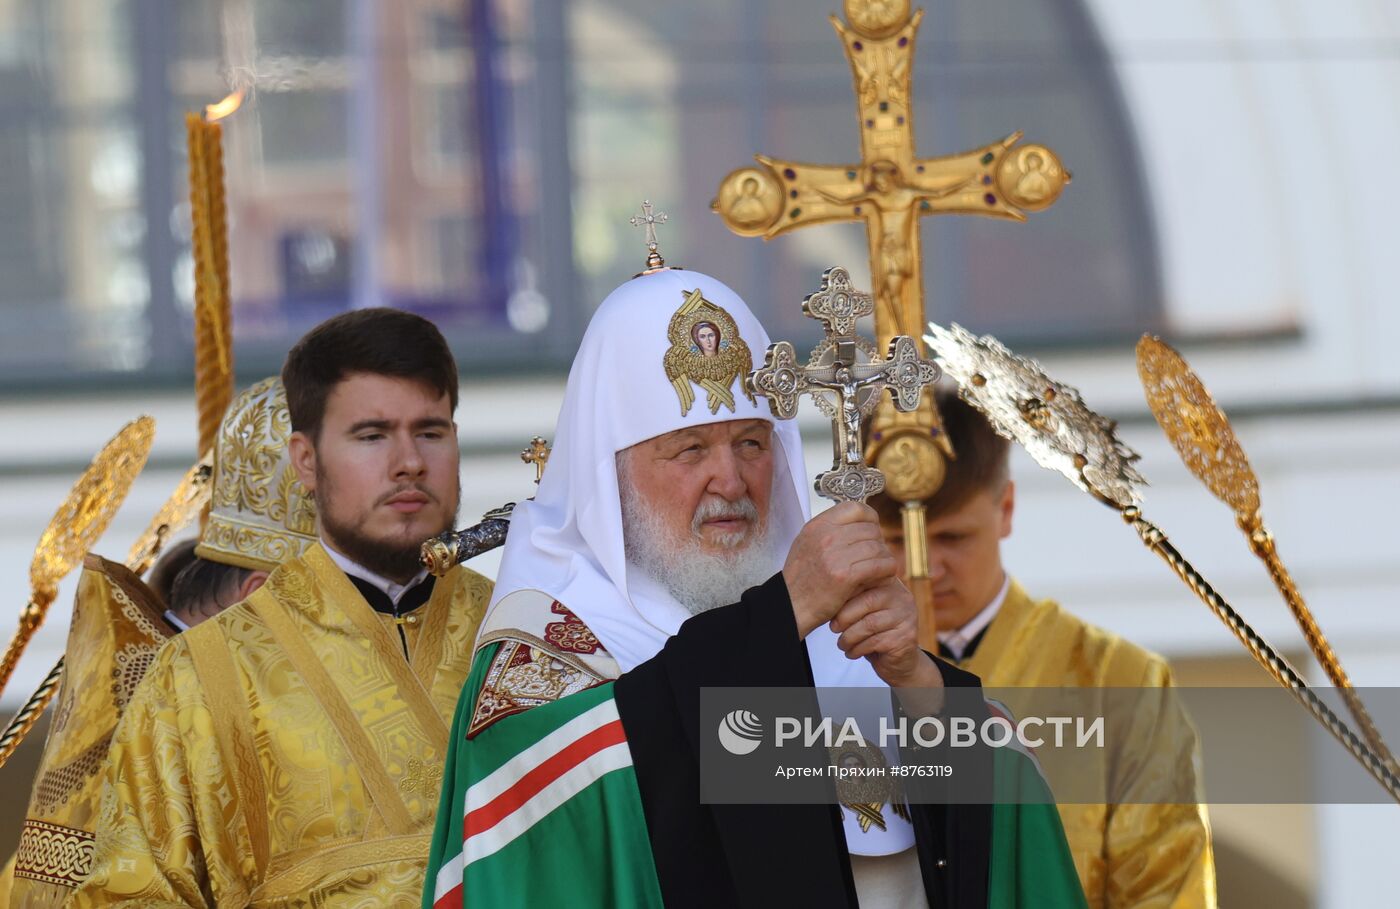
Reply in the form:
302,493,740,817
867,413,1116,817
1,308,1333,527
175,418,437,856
126,451,215,577
0,417,155,699
925,322,1400,804
1137,335,1398,775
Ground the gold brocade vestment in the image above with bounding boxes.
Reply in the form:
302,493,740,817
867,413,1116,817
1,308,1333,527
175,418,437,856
67,544,491,908
958,580,1217,909
9,556,175,908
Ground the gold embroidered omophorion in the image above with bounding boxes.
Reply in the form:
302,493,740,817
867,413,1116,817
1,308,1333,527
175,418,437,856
662,287,756,417
469,589,618,738
68,544,492,908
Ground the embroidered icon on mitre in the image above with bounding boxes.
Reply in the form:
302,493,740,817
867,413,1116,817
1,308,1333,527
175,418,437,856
662,288,757,417
828,741,912,833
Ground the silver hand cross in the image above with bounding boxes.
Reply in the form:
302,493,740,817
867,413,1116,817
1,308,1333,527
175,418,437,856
747,266,940,503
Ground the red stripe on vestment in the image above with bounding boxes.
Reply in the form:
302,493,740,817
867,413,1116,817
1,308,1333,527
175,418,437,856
464,719,627,839
433,882,462,909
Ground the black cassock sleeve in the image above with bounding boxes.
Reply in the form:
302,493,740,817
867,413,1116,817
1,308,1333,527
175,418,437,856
904,658,994,908
613,572,993,908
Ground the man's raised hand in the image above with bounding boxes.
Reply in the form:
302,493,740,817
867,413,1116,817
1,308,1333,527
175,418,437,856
783,502,897,638
830,576,943,690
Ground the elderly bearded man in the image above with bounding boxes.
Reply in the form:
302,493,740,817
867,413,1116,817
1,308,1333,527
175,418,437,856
72,310,494,908
425,265,1086,909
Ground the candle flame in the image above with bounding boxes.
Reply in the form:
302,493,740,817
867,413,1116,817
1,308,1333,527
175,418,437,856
204,89,245,123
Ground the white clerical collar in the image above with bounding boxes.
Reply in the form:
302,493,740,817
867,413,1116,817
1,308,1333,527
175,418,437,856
936,574,1009,661
322,539,429,606
163,609,191,632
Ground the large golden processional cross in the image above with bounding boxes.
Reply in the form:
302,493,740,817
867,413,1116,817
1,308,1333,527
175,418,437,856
713,0,1070,645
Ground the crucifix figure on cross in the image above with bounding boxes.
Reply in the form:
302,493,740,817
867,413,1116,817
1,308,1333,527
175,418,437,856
747,266,940,504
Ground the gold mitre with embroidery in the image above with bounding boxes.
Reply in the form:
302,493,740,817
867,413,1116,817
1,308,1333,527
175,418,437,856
195,377,317,571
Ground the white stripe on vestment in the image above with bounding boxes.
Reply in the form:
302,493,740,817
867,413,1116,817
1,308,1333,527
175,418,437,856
465,740,633,866
466,698,622,812
432,849,465,903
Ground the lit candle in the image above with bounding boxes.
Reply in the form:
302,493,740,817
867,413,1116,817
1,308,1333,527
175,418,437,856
186,90,242,462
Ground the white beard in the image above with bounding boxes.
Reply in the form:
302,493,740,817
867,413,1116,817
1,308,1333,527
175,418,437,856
618,458,778,615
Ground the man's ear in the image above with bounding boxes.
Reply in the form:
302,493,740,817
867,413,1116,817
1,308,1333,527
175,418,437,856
289,431,317,491
238,570,270,602
998,480,1016,539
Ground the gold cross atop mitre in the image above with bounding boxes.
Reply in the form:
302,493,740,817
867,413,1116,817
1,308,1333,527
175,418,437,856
629,199,671,275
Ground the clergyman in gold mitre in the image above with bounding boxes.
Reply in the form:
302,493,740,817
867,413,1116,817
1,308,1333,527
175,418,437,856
7,378,316,907
165,376,319,630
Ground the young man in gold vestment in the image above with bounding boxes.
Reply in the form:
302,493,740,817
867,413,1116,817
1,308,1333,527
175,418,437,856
71,310,493,908
7,378,315,909
871,386,1218,909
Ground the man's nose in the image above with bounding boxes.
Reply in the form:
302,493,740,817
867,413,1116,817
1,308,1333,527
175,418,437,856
393,434,427,478
705,446,747,501
924,548,950,583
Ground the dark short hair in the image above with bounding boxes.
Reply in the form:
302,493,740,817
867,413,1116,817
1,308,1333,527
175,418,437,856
168,556,253,617
281,308,459,440
870,384,1011,525
145,538,199,608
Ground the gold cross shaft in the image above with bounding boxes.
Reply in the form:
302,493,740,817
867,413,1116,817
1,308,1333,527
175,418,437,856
712,1,1070,353
713,0,1071,648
